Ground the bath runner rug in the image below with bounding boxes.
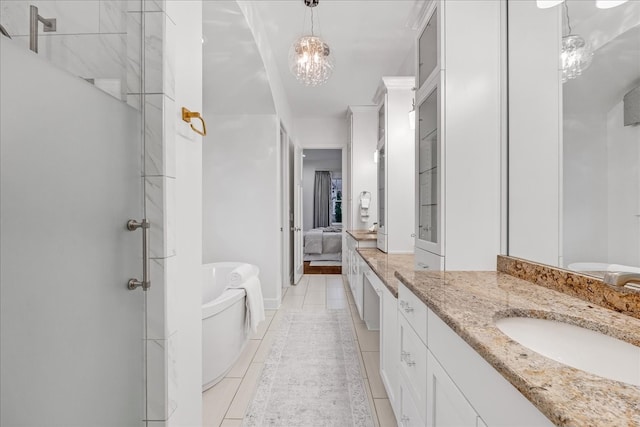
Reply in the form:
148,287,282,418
243,309,374,427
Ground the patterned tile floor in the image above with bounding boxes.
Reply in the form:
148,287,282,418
202,274,397,427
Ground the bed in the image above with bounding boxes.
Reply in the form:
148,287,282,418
303,226,343,262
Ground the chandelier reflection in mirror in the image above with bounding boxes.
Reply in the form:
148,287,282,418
561,2,593,83
289,0,334,86
561,35,593,83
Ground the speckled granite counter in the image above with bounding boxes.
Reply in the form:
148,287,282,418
393,267,640,427
357,248,414,297
346,229,378,241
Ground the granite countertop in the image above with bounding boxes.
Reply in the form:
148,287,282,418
357,248,414,297
346,229,378,241
393,268,640,427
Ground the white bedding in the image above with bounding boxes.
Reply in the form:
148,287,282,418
303,228,343,255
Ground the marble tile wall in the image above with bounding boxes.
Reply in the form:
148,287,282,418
0,0,134,101
139,0,179,424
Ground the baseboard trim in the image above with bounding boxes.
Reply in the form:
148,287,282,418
263,298,281,310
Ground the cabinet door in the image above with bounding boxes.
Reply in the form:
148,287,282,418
399,381,425,427
415,82,442,255
380,286,399,410
377,143,386,234
399,316,427,421
354,257,364,319
418,3,439,87
427,351,478,427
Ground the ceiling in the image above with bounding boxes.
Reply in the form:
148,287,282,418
203,0,423,118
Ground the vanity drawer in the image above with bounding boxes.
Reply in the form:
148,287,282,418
398,282,427,345
399,314,427,420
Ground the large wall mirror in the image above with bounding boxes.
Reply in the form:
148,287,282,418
508,0,640,277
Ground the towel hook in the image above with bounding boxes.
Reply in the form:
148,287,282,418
181,107,207,137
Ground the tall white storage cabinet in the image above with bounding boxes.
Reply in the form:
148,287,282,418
347,106,379,230
374,77,416,254
414,1,503,271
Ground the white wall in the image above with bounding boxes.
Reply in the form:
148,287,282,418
167,1,202,426
202,114,281,308
508,0,562,267
295,117,348,149
395,40,416,76
607,101,640,266
562,113,608,266
562,102,640,268
302,151,342,230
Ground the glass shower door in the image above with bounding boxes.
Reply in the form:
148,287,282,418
0,1,146,425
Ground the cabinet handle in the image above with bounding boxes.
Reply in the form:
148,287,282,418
402,351,416,367
399,300,407,309
404,304,414,313
401,415,410,425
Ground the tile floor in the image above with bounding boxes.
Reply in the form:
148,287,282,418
202,274,398,427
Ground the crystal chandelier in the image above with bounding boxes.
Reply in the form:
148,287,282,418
561,35,593,83
289,0,334,86
561,2,593,83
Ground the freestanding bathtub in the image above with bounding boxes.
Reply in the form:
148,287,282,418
202,262,259,391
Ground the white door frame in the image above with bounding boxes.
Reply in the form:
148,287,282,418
296,144,347,274
293,144,304,284
279,124,291,289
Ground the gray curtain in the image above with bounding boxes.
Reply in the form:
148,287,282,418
313,171,331,228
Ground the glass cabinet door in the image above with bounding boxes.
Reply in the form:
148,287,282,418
377,144,386,230
418,87,438,244
418,7,438,87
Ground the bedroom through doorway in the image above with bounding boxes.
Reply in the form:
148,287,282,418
302,149,343,274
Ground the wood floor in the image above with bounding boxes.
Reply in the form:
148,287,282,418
303,261,342,275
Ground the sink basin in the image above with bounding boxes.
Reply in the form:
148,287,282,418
496,317,640,386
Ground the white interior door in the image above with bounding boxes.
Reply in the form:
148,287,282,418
280,127,291,288
0,39,144,426
293,144,304,283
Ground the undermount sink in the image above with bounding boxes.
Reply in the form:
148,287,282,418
496,317,640,386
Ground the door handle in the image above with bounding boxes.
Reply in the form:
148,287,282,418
127,219,150,291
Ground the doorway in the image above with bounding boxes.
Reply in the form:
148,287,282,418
301,149,343,274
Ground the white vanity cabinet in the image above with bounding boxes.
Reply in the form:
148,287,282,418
427,310,553,427
413,0,503,270
385,283,552,427
396,283,428,425
373,77,415,254
362,265,380,330
345,234,377,320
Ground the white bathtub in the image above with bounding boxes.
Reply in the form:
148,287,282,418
202,262,259,391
